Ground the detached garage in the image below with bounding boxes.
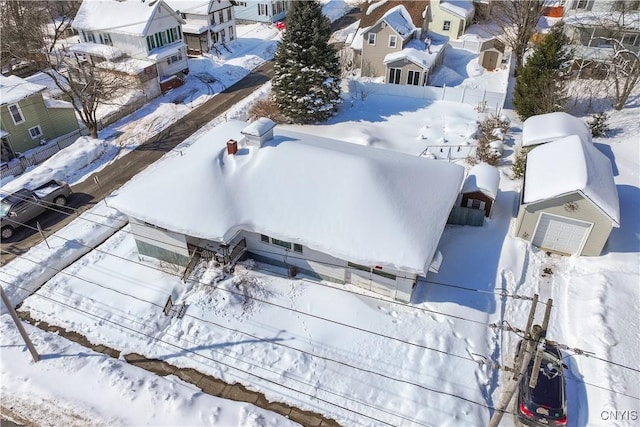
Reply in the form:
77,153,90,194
515,135,619,256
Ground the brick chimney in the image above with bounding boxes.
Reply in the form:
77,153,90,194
227,139,238,155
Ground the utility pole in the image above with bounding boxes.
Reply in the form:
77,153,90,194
488,294,548,427
0,286,40,363
529,299,553,388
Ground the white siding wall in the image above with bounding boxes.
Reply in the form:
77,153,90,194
109,32,148,59
130,218,189,257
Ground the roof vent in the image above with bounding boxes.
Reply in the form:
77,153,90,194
241,117,277,148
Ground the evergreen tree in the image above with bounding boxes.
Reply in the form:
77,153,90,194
513,24,572,120
272,0,342,123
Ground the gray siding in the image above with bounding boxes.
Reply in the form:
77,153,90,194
515,191,614,256
384,58,428,85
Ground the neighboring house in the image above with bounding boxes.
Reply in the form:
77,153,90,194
351,2,447,85
166,0,237,56
0,75,80,163
478,38,505,70
562,0,640,78
425,0,475,39
71,0,189,98
460,163,500,217
521,112,592,148
111,118,465,303
515,134,619,256
233,0,290,24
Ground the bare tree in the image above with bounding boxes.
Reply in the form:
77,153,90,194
482,0,545,73
1,0,139,138
565,6,640,110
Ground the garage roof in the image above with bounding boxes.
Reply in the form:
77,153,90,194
523,135,620,226
522,112,592,147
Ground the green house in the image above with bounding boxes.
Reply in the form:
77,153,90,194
1,75,81,163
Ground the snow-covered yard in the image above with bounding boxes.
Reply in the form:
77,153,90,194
1,1,638,424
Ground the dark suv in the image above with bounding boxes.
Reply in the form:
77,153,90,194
516,340,568,426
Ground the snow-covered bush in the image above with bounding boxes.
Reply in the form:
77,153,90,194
475,113,510,166
512,146,528,179
588,112,610,137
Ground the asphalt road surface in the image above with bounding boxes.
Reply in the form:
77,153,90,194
0,63,274,266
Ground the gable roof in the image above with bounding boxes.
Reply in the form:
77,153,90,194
523,135,619,226
522,112,592,147
72,0,185,36
383,39,445,69
0,75,46,106
111,119,465,275
462,163,500,199
360,1,428,30
438,0,475,20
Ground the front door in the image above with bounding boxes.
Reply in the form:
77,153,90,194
1,136,15,163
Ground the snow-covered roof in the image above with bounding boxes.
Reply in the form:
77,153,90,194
522,112,592,147
462,163,500,199
147,42,184,60
112,120,465,275
349,26,369,50
380,5,417,40
72,0,185,36
0,75,46,105
439,0,475,21
97,57,155,75
383,39,444,69
524,135,619,226
69,43,124,60
165,0,210,15
181,22,209,34
43,98,74,109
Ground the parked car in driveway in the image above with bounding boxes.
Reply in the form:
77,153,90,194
516,340,568,426
1,180,72,239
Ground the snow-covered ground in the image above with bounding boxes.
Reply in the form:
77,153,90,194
2,2,638,426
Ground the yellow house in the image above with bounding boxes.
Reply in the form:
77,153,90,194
425,0,475,39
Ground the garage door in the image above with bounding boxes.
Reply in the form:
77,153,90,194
532,213,592,255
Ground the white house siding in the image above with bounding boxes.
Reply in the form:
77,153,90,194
243,231,415,302
106,33,148,59
129,218,191,265
515,192,614,256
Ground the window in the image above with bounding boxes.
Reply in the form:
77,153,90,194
83,31,96,43
348,262,370,272
271,238,291,250
146,35,156,51
229,26,234,41
166,52,183,65
237,1,247,6
260,234,269,243
467,199,486,210
388,67,401,84
28,125,42,139
218,10,224,24
221,28,226,42
622,33,639,46
227,7,232,21
367,32,376,45
372,268,396,280
258,3,267,16
8,104,24,124
575,0,588,9
388,35,397,48
99,33,112,46
293,243,303,253
407,70,420,85
443,20,451,31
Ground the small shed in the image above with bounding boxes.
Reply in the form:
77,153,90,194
461,163,500,217
515,135,619,256
478,38,505,71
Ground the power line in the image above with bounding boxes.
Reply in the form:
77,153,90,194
0,278,404,427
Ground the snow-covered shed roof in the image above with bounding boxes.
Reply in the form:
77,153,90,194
522,112,592,147
439,0,475,20
0,75,46,106
462,163,500,200
112,120,465,275
524,135,619,226
383,39,445,69
72,0,185,36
